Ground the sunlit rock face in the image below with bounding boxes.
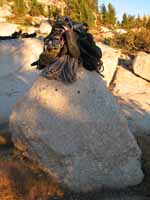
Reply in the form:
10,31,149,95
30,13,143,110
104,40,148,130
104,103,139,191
112,66,150,95
112,66,150,136
97,42,120,86
133,52,150,81
10,68,143,192
0,38,43,123
116,93,150,136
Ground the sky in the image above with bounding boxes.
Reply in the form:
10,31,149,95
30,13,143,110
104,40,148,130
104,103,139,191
98,0,150,21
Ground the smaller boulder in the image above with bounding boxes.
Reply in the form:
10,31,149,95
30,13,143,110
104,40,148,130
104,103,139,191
133,52,150,81
115,29,127,34
116,93,150,136
112,66,150,95
112,66,150,135
26,26,38,34
39,20,52,34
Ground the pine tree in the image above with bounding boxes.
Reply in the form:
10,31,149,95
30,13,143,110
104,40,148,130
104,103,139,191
127,15,136,28
135,14,142,28
142,15,147,28
13,0,27,17
107,3,116,26
100,3,108,25
80,0,95,26
121,13,128,28
67,0,80,21
0,0,3,7
146,17,150,29
65,0,97,27
29,0,45,16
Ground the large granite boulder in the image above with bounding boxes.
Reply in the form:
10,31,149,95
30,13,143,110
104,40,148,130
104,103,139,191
0,38,43,123
133,52,150,81
97,42,120,86
10,68,143,192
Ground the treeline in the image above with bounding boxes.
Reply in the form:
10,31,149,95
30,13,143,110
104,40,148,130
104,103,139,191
121,14,150,29
98,3,150,53
100,3,116,27
10,0,47,17
64,0,99,26
1,0,150,30
0,0,100,26
99,3,150,30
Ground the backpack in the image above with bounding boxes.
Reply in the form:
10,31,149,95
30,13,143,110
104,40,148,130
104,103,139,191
77,32,104,74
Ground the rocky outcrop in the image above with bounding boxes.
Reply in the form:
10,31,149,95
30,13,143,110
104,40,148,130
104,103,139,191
0,23,18,36
115,29,127,34
25,26,38,34
112,66,150,95
100,26,115,39
112,66,150,135
10,68,143,192
116,93,150,136
0,38,43,123
97,42,120,86
133,52,150,81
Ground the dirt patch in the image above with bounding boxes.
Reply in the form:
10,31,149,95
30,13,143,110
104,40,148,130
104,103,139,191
0,147,64,200
0,122,12,146
135,135,150,196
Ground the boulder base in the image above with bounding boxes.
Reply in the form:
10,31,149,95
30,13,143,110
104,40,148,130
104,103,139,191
10,68,143,192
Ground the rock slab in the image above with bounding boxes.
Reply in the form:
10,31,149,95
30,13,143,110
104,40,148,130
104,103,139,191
10,68,143,192
133,52,150,81
97,42,120,86
116,93,150,136
112,66,150,95
112,66,150,135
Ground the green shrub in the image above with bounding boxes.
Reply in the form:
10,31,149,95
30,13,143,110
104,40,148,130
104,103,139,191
0,0,3,7
107,29,150,53
29,3,45,16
